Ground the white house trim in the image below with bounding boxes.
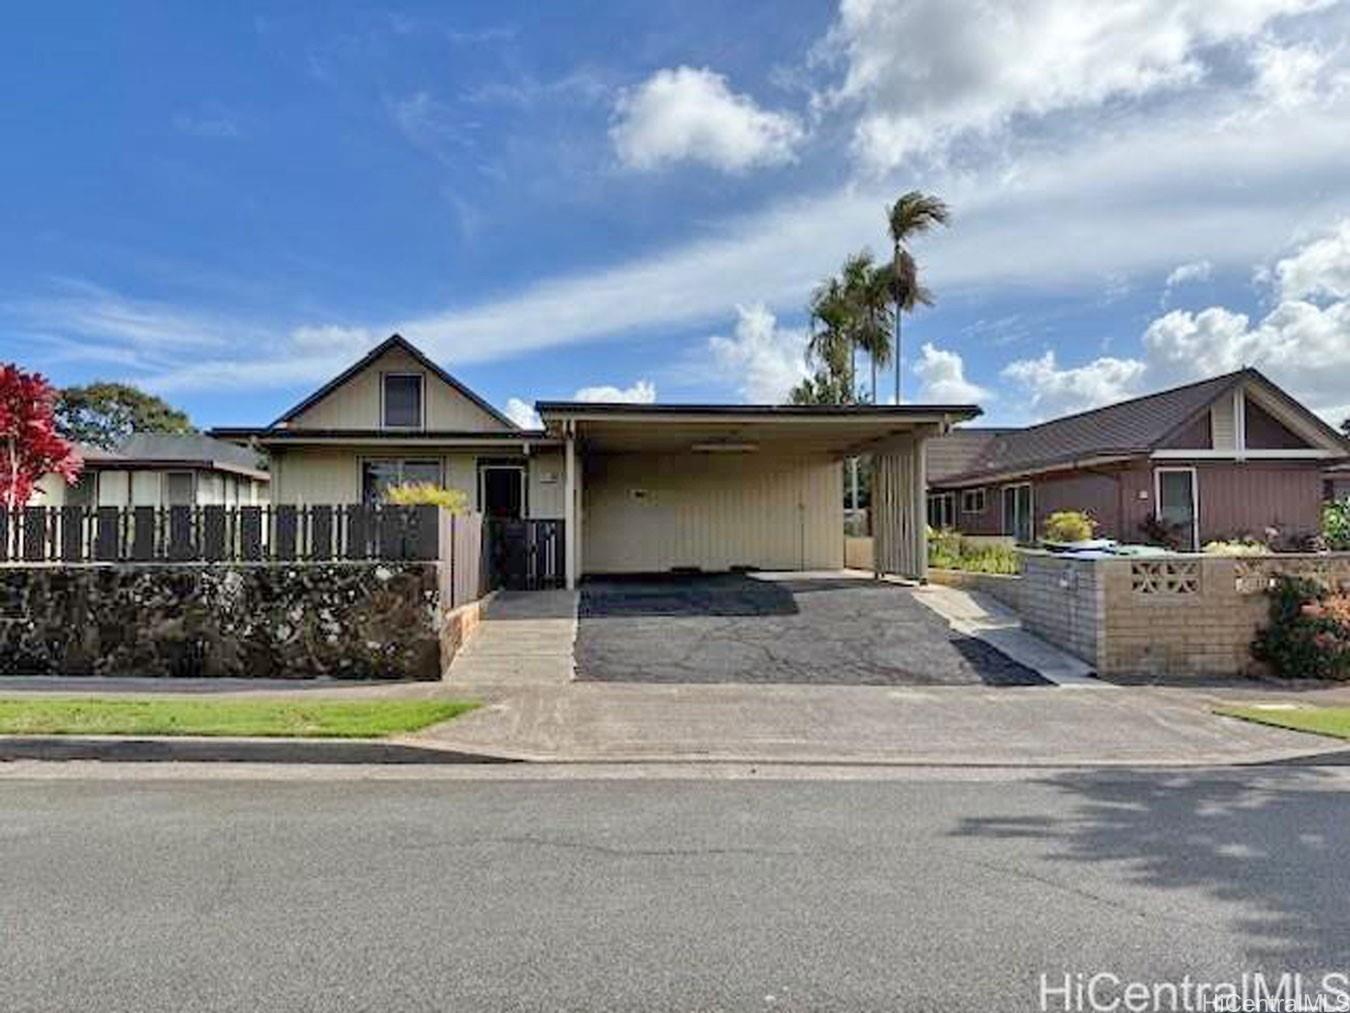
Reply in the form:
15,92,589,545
1151,449,1337,460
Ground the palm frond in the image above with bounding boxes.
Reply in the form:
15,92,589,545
887,191,952,245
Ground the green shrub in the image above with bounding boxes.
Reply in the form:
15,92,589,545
1252,576,1350,680
927,529,1020,575
1202,539,1268,556
383,483,469,513
1325,500,1350,551
1042,510,1096,543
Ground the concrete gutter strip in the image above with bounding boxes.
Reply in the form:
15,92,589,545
0,736,520,765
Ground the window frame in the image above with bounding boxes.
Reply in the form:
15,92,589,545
380,372,425,430
960,487,987,515
1153,466,1199,552
359,457,445,505
1001,482,1034,544
926,491,956,531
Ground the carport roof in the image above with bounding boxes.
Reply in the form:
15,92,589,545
536,401,982,456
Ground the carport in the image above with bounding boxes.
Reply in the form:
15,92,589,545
535,402,981,587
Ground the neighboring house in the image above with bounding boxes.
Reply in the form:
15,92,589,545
1326,462,1350,503
212,333,980,585
926,369,1350,550
34,434,269,509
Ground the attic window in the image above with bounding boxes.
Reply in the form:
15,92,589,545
383,374,423,429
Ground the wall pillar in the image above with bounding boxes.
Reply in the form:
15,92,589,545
564,426,577,590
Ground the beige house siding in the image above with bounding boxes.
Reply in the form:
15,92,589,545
288,346,512,431
528,450,566,519
1210,395,1236,449
270,446,560,517
582,452,843,574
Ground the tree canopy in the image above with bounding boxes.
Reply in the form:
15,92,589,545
54,382,195,450
1,364,82,510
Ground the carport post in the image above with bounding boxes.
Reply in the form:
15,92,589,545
564,424,577,590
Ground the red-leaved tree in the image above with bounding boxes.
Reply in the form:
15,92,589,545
0,364,83,511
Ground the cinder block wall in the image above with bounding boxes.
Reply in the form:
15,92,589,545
1018,552,1330,679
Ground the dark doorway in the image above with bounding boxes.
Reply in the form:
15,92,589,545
480,466,524,519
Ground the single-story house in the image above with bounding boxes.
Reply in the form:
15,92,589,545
34,434,269,509
926,369,1350,549
211,334,980,586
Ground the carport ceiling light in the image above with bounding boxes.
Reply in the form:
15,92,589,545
690,441,758,453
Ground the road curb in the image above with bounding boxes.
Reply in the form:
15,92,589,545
0,736,521,765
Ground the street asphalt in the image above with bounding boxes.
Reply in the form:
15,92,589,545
2,770,1348,1011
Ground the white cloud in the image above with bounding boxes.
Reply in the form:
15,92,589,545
173,110,240,138
1252,41,1330,108
1165,259,1214,288
820,0,1326,171
912,342,989,404
1005,218,1350,421
504,397,541,429
573,379,657,403
707,304,809,403
611,66,803,172
1273,218,1350,299
1001,351,1148,419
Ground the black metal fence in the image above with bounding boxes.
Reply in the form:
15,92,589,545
486,518,565,590
1,504,443,563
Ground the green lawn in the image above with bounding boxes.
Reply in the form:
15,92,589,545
1215,704,1350,741
0,696,478,739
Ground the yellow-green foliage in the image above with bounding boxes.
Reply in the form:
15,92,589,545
1202,539,1267,556
928,529,1020,575
383,482,469,513
1043,510,1096,543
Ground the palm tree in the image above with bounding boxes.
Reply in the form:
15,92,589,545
806,275,854,400
842,251,894,403
886,191,950,402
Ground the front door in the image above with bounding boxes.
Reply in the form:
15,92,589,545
1156,468,1198,551
480,466,524,519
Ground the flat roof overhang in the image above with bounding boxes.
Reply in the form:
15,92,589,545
535,401,982,457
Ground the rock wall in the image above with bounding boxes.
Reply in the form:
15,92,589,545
0,563,445,679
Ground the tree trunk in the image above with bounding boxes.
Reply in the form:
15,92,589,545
894,308,903,405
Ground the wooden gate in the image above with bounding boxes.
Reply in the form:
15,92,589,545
487,519,565,590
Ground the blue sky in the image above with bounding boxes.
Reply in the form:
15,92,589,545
4,1,1350,431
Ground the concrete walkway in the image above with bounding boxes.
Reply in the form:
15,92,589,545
910,583,1099,686
446,589,577,686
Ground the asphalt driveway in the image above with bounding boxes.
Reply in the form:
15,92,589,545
575,573,1047,686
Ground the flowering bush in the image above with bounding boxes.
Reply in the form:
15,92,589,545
1252,576,1350,680
382,482,469,513
1325,500,1350,551
1042,510,1096,543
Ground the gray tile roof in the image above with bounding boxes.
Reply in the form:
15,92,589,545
96,434,268,473
933,371,1248,485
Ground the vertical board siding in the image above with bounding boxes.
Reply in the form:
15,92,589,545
581,452,843,574
1196,463,1323,541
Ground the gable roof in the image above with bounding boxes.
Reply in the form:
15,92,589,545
934,368,1349,486
271,333,516,430
926,427,1015,483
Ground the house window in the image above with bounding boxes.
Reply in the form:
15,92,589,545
1154,467,1199,551
382,374,423,429
927,492,956,530
1001,483,1034,544
362,459,442,504
961,488,986,514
